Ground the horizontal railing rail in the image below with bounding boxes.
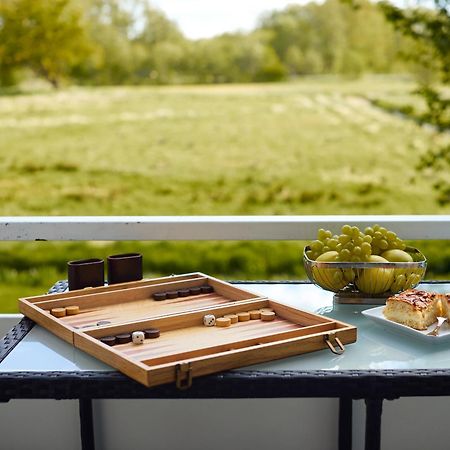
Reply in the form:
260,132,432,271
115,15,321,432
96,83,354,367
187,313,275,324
0,215,449,241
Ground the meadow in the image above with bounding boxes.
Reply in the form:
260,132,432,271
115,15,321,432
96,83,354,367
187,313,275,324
0,76,449,312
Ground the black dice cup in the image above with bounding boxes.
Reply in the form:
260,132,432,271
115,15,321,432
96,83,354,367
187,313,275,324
67,258,104,291
107,253,143,285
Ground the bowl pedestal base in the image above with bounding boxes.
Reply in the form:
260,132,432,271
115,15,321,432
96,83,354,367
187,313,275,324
334,287,390,305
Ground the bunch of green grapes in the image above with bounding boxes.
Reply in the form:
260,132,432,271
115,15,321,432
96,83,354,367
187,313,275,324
306,224,406,261
306,225,372,262
335,225,373,262
305,228,334,261
363,224,406,255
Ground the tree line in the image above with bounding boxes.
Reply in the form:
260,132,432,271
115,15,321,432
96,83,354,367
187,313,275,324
0,0,427,87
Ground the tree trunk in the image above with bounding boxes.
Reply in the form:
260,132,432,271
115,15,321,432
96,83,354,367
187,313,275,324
36,64,60,89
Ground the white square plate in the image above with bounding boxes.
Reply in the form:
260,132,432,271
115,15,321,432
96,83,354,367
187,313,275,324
362,306,450,343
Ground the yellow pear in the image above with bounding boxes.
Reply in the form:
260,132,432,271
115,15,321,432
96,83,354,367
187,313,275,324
356,255,394,294
312,251,347,292
381,249,413,262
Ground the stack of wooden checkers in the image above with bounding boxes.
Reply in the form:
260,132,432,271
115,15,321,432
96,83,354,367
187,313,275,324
18,272,357,388
51,305,80,317
205,308,276,328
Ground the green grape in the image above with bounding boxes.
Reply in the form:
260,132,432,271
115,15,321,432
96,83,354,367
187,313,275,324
354,236,363,246
327,239,338,249
391,274,406,292
353,246,362,255
379,227,387,234
317,228,328,241
386,231,397,241
336,243,342,252
333,271,344,284
374,231,383,240
363,235,372,243
324,230,332,239
379,239,389,250
343,269,355,282
311,240,323,252
373,224,380,231
394,239,406,250
340,249,351,260
403,276,416,290
361,242,371,255
322,246,330,253
341,224,352,235
339,234,351,244
351,255,361,262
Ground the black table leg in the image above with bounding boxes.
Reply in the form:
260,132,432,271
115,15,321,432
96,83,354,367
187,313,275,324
364,398,383,450
79,398,95,450
339,397,352,450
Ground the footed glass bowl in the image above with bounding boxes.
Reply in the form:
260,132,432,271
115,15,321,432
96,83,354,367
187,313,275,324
303,246,427,300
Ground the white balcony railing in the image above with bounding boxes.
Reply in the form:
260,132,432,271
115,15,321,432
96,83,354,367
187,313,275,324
0,215,449,241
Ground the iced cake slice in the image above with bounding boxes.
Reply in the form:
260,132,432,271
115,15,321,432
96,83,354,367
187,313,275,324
383,289,445,330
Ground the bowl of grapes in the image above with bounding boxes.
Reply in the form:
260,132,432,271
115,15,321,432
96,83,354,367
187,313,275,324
303,224,427,304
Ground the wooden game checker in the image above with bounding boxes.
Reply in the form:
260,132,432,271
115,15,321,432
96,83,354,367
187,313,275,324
19,272,356,389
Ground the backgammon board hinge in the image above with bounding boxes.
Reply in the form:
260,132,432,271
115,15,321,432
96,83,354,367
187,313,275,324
176,362,193,390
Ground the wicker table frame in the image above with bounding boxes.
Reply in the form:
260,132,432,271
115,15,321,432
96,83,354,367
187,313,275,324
2,281,450,450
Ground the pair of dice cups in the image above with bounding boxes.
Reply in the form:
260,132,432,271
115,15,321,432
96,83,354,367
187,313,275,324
67,253,143,291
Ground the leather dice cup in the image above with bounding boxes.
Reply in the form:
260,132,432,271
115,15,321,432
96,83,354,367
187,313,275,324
68,252,143,290
107,253,143,285
67,258,104,291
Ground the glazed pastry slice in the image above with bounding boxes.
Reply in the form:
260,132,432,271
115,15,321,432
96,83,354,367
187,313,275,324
383,289,443,330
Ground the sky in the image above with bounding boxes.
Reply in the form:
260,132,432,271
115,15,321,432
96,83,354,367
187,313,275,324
150,0,304,39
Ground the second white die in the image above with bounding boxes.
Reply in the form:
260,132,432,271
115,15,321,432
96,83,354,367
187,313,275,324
132,331,145,345
203,314,216,327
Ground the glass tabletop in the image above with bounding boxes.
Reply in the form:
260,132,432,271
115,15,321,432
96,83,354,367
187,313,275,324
1,282,449,373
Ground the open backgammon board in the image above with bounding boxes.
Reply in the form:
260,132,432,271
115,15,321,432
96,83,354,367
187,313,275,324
19,273,357,388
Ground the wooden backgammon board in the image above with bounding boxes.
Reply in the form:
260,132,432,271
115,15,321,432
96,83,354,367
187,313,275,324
19,273,357,389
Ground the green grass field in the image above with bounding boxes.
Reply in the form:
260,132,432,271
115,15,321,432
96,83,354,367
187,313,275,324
1,76,449,312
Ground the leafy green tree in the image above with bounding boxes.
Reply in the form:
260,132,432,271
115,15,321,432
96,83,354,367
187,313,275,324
69,0,145,84
298,49,324,74
133,4,187,84
259,0,406,76
184,32,286,84
377,0,449,203
379,1,449,125
341,50,365,77
0,0,92,87
285,46,303,75
379,1,449,82
138,5,184,46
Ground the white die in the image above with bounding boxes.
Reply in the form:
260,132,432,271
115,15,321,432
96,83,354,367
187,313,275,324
203,314,216,327
132,331,145,345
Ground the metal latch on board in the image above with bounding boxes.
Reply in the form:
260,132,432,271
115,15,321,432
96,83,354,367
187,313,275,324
176,362,193,390
324,332,345,355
